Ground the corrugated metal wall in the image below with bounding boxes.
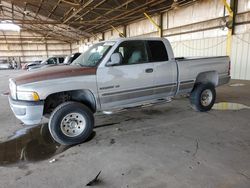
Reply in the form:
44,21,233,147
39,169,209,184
164,0,250,80
169,35,227,57
0,31,72,63
168,32,250,80
231,33,250,80
77,0,250,80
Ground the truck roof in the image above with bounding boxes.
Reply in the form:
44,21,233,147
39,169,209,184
105,37,167,43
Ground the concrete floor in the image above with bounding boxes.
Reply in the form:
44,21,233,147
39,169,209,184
0,69,249,188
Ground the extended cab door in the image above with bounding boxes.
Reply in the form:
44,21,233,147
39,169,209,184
146,40,178,98
97,40,155,110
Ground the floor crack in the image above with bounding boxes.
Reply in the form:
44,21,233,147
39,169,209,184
192,139,199,157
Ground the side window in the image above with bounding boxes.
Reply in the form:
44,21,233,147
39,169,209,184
59,57,64,64
114,41,148,65
47,58,56,64
147,41,168,62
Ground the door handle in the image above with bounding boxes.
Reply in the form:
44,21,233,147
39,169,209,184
145,68,153,73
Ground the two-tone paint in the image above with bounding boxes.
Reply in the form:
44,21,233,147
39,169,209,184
8,37,231,125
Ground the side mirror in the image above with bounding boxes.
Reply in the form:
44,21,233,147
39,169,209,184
106,53,122,66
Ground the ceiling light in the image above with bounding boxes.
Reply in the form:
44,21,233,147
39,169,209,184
24,10,30,15
0,21,21,32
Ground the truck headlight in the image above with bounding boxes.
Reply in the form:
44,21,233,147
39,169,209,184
16,91,40,101
9,79,17,99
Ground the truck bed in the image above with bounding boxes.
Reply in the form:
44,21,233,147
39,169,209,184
175,56,230,94
175,56,228,61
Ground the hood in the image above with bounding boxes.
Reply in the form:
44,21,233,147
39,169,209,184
29,64,54,70
28,64,43,70
27,62,40,66
14,65,96,85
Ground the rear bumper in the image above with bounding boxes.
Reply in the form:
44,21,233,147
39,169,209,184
8,96,44,125
218,75,231,86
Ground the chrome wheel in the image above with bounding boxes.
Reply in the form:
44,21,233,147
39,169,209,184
200,89,213,107
60,113,86,137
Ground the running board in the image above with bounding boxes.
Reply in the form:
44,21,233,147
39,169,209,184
102,97,172,115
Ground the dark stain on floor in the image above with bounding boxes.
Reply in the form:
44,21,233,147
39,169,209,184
0,124,69,166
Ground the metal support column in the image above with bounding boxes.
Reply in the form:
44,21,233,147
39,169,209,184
123,25,127,38
111,25,125,38
102,32,105,41
221,0,235,56
45,40,49,58
70,42,72,53
159,13,163,37
144,12,162,37
230,0,238,35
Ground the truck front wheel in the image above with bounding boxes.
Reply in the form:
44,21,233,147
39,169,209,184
190,83,216,112
48,101,94,145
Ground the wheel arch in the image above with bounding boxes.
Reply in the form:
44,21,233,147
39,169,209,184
43,89,97,115
69,89,96,112
194,71,219,87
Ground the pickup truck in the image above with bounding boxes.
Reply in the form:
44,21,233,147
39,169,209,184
27,56,65,70
8,37,231,145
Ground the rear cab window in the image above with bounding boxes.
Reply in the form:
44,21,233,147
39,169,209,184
147,40,168,62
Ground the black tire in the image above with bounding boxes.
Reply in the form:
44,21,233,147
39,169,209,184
48,101,94,145
190,83,216,112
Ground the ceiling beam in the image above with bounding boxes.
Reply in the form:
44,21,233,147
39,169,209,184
63,0,94,24
2,3,89,40
61,0,81,6
35,0,44,19
83,0,163,32
77,0,135,30
72,0,107,22
1,12,77,42
23,25,72,43
21,1,28,28
61,7,74,21
94,7,129,12
0,17,117,26
46,0,61,20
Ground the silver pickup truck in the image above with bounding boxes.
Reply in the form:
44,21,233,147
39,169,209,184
8,37,230,145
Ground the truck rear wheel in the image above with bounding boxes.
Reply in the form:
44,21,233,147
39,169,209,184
48,101,94,145
190,83,216,112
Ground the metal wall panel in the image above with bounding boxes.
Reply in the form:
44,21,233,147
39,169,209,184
168,30,250,80
71,42,80,53
78,0,250,80
126,16,159,37
238,0,250,13
0,42,71,62
231,33,250,80
104,26,124,40
0,31,72,63
163,0,225,30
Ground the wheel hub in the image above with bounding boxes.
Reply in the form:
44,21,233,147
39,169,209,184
200,89,213,107
60,113,86,137
69,121,77,128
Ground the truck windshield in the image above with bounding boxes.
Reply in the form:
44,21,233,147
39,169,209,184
72,42,114,67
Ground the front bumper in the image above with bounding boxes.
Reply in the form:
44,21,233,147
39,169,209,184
8,96,44,125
